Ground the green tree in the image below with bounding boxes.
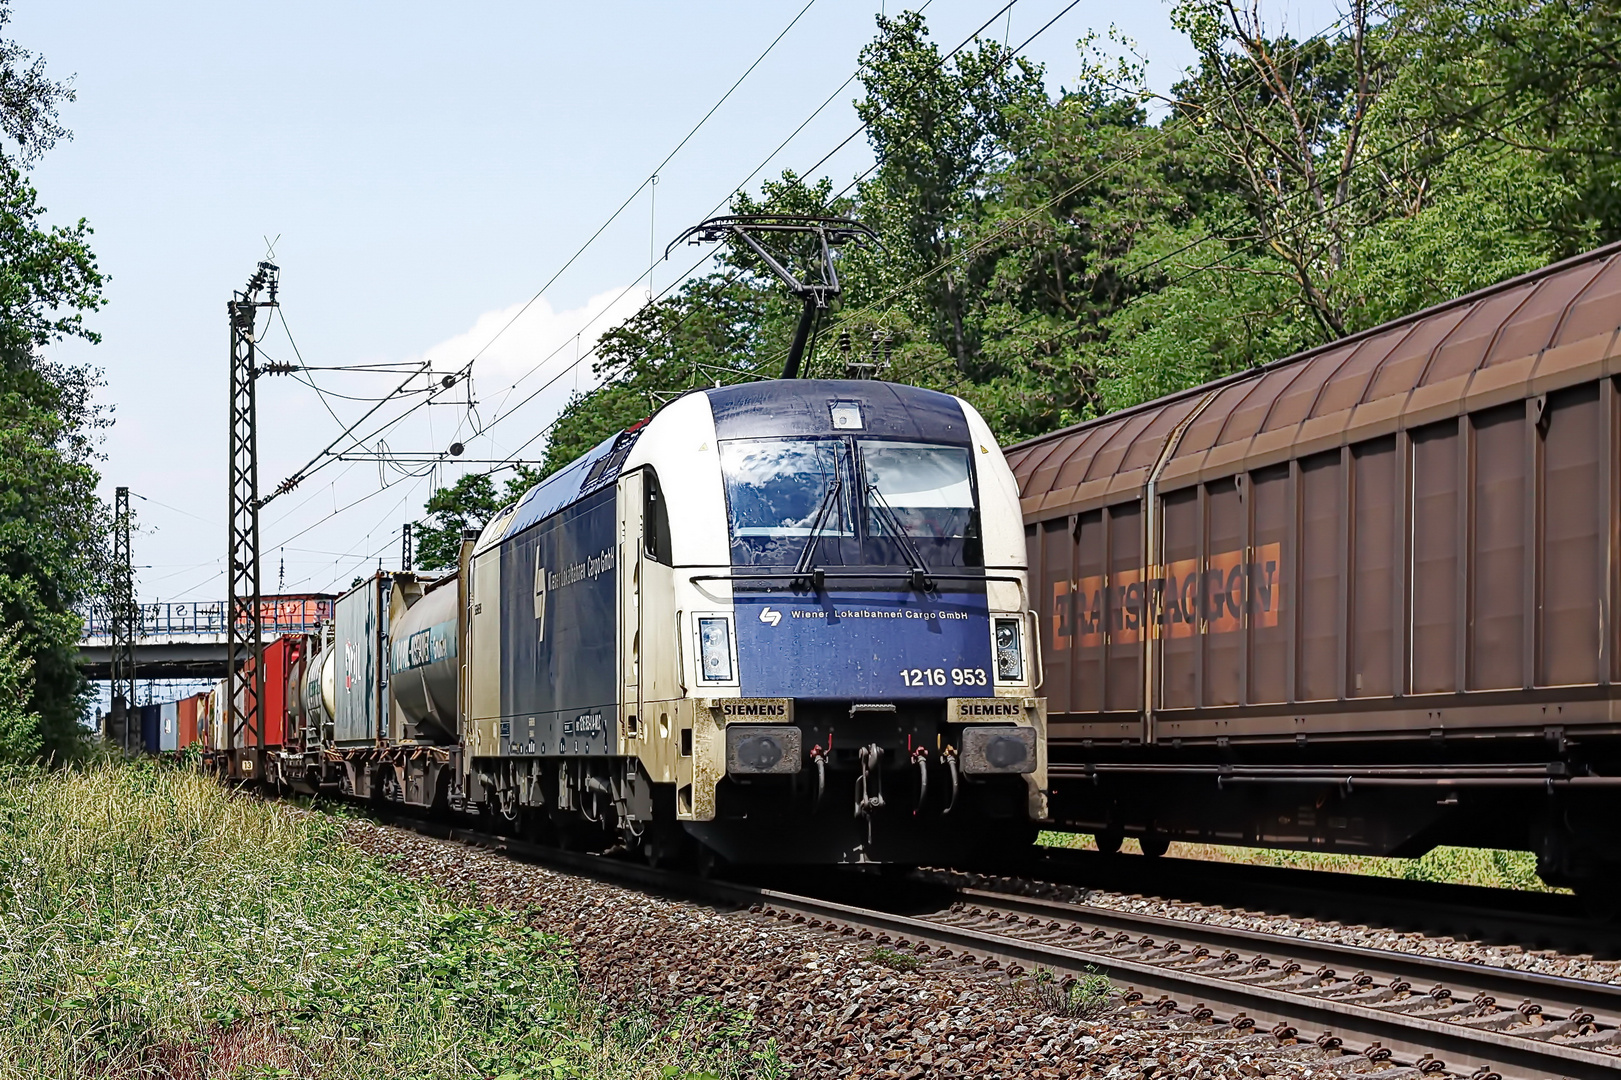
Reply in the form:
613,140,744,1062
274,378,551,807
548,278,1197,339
852,11,1047,373
0,3,106,761
416,0,1621,530
412,468,538,571
0,622,40,759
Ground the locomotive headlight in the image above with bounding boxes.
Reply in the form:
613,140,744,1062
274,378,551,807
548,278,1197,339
698,617,734,682
994,617,1025,682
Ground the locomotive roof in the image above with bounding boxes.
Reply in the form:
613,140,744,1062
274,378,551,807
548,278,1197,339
485,380,976,552
705,379,972,444
1008,239,1621,520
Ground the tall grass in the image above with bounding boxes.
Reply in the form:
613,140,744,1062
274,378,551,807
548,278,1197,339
0,760,771,1079
1037,831,1557,892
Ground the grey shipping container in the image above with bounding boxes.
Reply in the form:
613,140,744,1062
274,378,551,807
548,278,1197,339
332,574,390,745
159,699,179,752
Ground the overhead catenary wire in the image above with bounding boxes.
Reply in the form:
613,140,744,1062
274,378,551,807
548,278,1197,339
286,0,1020,492
259,1,1101,555
255,0,1264,570
452,0,1075,472
739,6,1369,379
257,0,825,517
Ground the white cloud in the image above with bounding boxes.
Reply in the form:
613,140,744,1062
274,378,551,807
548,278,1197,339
417,283,648,393
392,283,649,467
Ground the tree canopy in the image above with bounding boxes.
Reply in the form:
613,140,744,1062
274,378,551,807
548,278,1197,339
416,0,1621,565
0,0,106,761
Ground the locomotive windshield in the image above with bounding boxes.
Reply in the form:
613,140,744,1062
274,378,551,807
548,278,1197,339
721,436,981,569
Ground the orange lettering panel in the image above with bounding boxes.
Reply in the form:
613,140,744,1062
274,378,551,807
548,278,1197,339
1206,549,1246,635
1075,575,1105,648
1249,541,1282,628
1161,558,1199,639
1051,579,1071,651
1110,568,1144,645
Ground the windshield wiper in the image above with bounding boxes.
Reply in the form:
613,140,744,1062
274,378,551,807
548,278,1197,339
793,476,843,588
866,482,934,591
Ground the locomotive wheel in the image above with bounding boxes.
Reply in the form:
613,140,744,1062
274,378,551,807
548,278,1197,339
1139,834,1170,858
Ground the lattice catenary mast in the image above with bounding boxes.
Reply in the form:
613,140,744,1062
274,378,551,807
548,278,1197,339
226,261,278,778
107,485,137,751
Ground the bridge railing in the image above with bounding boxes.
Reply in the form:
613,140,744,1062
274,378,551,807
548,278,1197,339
82,598,334,641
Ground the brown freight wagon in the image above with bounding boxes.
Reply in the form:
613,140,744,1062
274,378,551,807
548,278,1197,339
1007,242,1621,900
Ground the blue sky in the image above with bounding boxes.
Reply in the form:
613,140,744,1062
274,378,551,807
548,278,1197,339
14,0,1338,607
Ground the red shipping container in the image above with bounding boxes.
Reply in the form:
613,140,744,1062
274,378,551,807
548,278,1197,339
177,693,201,749
240,635,298,748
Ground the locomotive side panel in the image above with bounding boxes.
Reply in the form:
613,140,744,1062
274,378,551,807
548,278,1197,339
497,485,620,757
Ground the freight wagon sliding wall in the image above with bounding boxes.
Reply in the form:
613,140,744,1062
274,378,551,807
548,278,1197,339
1010,243,1621,750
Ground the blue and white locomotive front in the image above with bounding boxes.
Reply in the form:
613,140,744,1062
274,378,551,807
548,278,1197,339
461,378,1044,865
667,380,1047,863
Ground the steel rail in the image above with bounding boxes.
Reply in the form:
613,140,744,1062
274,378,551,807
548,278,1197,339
363,811,1621,1080
997,849,1621,960
940,884,1621,1029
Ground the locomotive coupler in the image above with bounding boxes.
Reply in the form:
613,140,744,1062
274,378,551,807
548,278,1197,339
856,743,886,818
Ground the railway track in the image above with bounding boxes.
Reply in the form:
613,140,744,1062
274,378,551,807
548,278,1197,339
994,846,1621,960
364,810,1621,1080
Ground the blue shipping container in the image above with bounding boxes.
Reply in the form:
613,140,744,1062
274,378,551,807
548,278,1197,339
140,703,161,754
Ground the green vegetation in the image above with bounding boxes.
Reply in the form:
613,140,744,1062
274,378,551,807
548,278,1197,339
1009,967,1113,1019
0,1,108,761
419,0,1621,563
865,945,922,972
1037,830,1556,892
412,0,1621,567
0,761,774,1078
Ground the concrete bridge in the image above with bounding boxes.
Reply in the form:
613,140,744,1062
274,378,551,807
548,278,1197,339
78,598,333,680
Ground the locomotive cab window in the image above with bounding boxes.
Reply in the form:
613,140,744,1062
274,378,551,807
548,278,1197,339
719,436,981,568
858,440,981,567
642,467,671,565
720,438,854,566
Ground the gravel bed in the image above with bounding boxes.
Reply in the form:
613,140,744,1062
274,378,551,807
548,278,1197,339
342,819,1400,1079
932,870,1621,986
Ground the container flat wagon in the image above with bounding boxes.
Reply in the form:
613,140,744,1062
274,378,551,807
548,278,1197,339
1008,242,1621,900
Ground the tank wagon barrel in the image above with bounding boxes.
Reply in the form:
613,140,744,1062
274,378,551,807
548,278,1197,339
1010,241,1621,898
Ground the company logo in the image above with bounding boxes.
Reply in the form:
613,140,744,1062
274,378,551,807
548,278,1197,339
533,548,547,641
759,606,782,627
954,700,1023,718
721,700,787,717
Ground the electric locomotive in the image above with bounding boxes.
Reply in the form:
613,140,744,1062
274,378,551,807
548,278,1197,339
299,378,1046,865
